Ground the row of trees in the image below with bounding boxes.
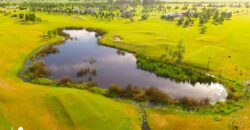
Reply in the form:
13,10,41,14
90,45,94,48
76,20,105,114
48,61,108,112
177,16,194,27
107,84,210,107
159,40,185,63
161,7,233,33
136,54,217,84
24,13,41,22
11,12,42,22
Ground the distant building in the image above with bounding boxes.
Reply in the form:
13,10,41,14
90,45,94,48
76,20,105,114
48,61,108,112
142,0,155,5
196,3,203,7
209,4,225,8
121,11,133,18
162,12,183,18
84,8,97,15
6,5,18,9
230,4,241,8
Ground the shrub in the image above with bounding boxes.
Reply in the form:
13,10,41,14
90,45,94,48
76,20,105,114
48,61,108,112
37,45,59,57
86,81,98,88
19,13,24,19
28,61,49,79
131,87,146,101
200,26,207,34
107,84,173,104
145,87,172,104
180,97,199,106
11,14,18,18
108,84,123,97
24,13,41,22
31,78,55,86
141,14,149,20
57,76,73,85
136,55,216,84
177,17,185,25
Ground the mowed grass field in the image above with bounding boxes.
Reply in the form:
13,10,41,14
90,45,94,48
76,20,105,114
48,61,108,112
0,15,141,130
0,6,250,129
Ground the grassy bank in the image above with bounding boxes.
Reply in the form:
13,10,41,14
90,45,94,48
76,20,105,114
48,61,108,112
0,15,141,130
0,5,250,129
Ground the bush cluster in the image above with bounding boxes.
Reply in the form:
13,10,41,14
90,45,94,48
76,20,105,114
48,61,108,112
107,84,210,107
136,55,216,84
27,61,49,79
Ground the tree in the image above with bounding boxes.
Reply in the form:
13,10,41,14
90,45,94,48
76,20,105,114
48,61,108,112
19,13,24,19
176,40,185,63
130,17,134,22
24,13,40,22
200,26,207,34
207,57,211,70
177,17,184,25
141,14,149,20
183,18,190,27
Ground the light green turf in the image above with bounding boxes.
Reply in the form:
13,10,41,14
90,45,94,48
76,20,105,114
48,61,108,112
0,13,140,130
1,5,250,130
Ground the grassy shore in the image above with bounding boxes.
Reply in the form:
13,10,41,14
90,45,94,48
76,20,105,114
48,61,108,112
0,15,141,130
0,6,250,129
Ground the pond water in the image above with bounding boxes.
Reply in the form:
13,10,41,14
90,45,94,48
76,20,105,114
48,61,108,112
29,29,227,103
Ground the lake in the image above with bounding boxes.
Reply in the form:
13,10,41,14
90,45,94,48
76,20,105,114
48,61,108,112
28,29,227,103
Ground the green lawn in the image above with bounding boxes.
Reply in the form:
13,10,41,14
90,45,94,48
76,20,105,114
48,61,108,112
0,15,140,130
34,9,250,82
0,5,250,130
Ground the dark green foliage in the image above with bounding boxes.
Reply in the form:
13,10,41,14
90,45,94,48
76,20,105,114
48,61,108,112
200,26,207,34
85,81,98,88
175,40,185,62
136,55,216,84
24,13,41,22
161,15,174,21
19,13,24,19
37,45,59,57
57,76,73,85
108,84,123,97
107,84,214,107
31,78,55,86
11,14,18,18
141,14,149,20
28,61,49,79
108,85,170,103
25,13,36,21
183,17,194,27
177,17,184,25
47,30,58,38
145,87,172,104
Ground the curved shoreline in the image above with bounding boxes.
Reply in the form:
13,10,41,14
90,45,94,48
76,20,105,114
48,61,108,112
18,27,247,115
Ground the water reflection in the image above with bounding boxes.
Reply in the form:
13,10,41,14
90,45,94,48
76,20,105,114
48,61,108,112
33,30,227,103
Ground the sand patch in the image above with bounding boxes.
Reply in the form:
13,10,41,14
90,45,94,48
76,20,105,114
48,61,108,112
113,35,122,42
